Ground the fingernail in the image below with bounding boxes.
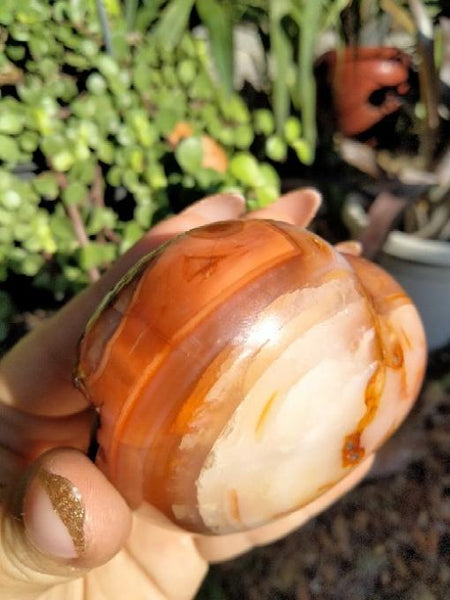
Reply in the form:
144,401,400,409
182,193,245,221
335,240,362,256
24,470,86,559
270,189,322,226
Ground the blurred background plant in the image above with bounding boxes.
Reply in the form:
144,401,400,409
0,0,353,347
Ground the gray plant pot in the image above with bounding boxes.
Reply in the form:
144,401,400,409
378,232,450,350
342,198,450,351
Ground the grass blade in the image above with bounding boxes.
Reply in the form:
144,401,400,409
154,0,196,48
197,0,233,95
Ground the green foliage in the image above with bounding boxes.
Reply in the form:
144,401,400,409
0,0,309,310
0,0,352,337
120,0,350,141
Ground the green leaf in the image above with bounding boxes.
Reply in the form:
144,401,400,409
220,96,250,124
112,30,131,62
253,109,275,136
0,110,25,135
124,0,139,31
154,0,195,49
254,185,279,208
120,221,143,253
122,169,139,190
126,146,145,173
98,140,115,164
296,0,320,160
133,63,153,92
96,54,119,79
41,134,65,157
6,45,26,61
49,211,77,247
52,150,75,172
177,59,197,86
79,39,99,58
117,124,136,147
87,207,117,235
86,73,107,95
154,108,181,137
21,253,45,276
63,181,87,205
189,71,214,100
2,190,22,210
127,110,158,148
69,159,96,185
259,163,280,189
0,207,15,226
291,138,313,165
269,1,292,134
29,36,50,58
196,0,233,94
134,200,155,227
106,165,123,187
10,23,30,41
25,211,57,254
79,242,116,269
65,51,90,69
0,135,20,163
200,104,219,127
0,1,15,25
216,127,234,146
144,163,167,189
229,153,264,187
134,0,165,32
19,131,39,152
62,265,84,283
265,136,287,162
175,137,203,174
234,124,254,149
161,65,178,87
195,167,222,189
33,173,59,200
284,116,302,143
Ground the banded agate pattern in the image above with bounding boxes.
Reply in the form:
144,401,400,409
76,220,426,534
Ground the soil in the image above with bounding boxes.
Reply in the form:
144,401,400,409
198,345,450,600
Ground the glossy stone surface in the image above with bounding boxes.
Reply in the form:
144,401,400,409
76,220,426,534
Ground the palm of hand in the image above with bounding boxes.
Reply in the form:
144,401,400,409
0,192,373,600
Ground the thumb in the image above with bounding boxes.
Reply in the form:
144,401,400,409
1,449,131,600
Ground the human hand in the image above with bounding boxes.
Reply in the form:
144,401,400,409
0,190,374,600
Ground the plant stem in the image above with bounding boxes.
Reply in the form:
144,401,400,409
125,0,139,32
297,0,321,162
95,0,115,56
359,191,408,259
55,173,101,283
91,165,120,244
408,0,439,167
66,204,101,283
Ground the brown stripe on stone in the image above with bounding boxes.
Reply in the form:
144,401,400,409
228,488,242,523
255,392,278,439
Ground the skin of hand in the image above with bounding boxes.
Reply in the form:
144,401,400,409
0,190,374,600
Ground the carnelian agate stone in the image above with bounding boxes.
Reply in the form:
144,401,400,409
76,220,426,534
